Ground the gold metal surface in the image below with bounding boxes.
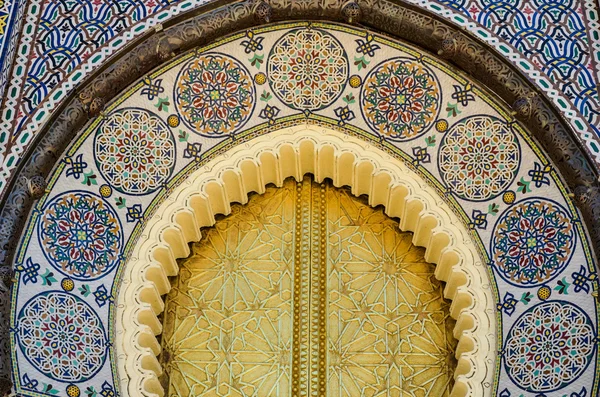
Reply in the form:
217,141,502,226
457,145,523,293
160,177,457,396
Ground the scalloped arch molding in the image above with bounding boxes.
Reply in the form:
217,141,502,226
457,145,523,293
118,127,496,397
7,21,600,397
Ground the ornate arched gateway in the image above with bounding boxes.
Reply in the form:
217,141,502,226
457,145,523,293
3,6,600,397
118,126,496,397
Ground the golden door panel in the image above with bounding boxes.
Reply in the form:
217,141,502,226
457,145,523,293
161,177,456,397
325,182,456,397
161,183,296,397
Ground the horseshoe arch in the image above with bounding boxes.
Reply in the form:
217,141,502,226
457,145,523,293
7,21,599,397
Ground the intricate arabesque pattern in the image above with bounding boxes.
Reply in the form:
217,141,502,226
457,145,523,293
175,53,255,136
438,116,520,201
16,292,108,382
361,58,441,141
504,301,595,392
491,198,575,286
268,29,349,111
38,192,122,280
19,0,175,116
472,0,600,135
417,0,600,139
94,108,176,195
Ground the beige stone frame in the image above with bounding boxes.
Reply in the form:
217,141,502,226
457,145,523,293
116,126,497,397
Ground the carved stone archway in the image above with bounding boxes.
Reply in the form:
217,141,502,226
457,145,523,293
117,127,497,397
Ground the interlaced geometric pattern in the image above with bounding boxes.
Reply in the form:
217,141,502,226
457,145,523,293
94,108,176,195
438,115,520,201
361,58,441,141
491,198,575,286
504,301,595,392
174,53,255,136
161,177,456,396
325,185,456,396
161,183,295,396
38,192,122,280
268,29,349,111
16,292,108,382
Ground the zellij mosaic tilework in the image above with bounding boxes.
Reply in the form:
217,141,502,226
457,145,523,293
8,23,599,397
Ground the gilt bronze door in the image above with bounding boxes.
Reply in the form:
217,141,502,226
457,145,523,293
160,176,456,397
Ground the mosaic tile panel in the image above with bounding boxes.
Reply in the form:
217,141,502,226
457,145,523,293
0,0,599,200
8,23,598,397
0,0,25,99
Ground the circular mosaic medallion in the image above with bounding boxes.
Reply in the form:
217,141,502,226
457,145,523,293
94,108,175,195
174,53,255,136
16,292,108,382
268,29,348,111
504,301,595,392
491,198,576,286
38,192,123,280
438,115,520,201
360,57,441,141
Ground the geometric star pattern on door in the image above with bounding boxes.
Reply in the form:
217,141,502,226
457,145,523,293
160,177,456,396
325,182,456,396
